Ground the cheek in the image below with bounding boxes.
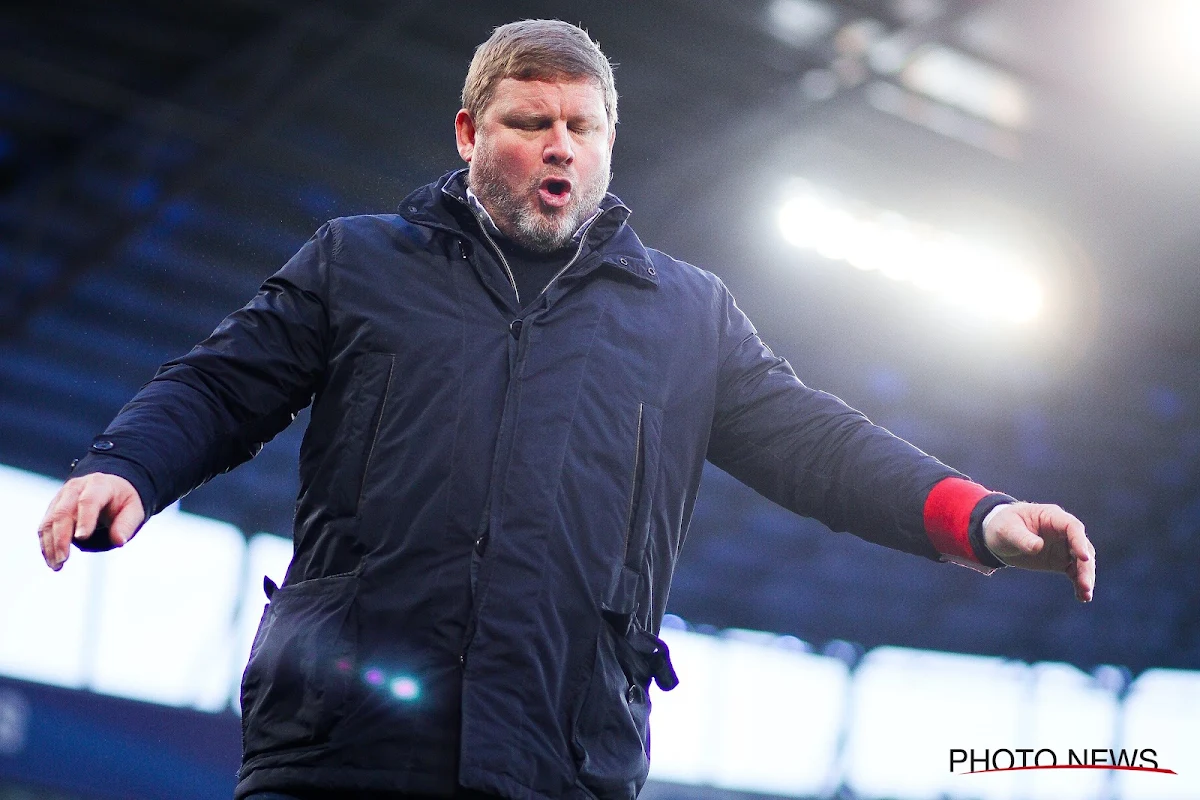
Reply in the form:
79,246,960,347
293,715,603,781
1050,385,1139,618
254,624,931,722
475,137,517,173
489,140,537,175
580,145,611,180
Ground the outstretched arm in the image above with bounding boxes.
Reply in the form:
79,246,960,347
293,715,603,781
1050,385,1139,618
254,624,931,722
984,503,1095,602
38,222,334,569
707,282,1097,601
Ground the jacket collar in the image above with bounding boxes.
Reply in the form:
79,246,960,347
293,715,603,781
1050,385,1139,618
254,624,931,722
398,170,658,286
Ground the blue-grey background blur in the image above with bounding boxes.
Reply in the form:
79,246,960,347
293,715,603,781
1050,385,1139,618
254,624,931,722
1,1,1198,798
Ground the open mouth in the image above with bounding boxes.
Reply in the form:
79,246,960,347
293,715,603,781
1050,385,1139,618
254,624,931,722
538,177,572,208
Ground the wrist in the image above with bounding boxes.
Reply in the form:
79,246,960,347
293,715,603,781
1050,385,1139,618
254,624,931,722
969,494,1017,569
923,477,1016,574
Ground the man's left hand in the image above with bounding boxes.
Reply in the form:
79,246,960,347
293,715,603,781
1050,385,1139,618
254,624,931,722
983,503,1095,603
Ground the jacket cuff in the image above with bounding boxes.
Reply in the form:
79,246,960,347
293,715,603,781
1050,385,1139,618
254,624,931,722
968,493,1017,570
68,437,159,551
923,477,1011,574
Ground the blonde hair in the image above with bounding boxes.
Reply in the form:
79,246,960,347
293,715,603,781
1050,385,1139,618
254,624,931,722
462,19,618,126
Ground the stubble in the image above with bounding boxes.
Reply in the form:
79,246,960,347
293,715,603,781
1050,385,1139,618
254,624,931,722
468,143,609,252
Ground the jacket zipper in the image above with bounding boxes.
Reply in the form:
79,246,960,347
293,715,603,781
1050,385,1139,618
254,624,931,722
458,195,608,311
452,198,609,665
472,221,522,306
532,212,602,305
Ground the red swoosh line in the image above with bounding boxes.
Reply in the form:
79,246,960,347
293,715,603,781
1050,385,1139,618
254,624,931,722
965,765,1177,775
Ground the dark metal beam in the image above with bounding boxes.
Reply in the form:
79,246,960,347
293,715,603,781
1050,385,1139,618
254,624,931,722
2,1,430,338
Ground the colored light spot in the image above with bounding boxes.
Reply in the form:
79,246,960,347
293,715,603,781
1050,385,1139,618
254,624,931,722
364,668,385,686
335,657,352,673
389,675,421,702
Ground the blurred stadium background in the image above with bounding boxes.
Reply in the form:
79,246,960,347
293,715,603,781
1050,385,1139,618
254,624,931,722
1,0,1198,798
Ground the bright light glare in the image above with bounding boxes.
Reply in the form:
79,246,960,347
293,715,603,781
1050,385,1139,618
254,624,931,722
1117,669,1200,799
90,508,245,710
777,184,1044,325
902,45,1030,129
0,464,92,689
1111,0,1200,125
765,0,837,49
649,627,845,796
1132,0,1200,83
843,647,1028,799
1024,663,1120,800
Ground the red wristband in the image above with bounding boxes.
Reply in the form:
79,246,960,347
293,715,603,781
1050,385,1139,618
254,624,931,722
923,477,991,563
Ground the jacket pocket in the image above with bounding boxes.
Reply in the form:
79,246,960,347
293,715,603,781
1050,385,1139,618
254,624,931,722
324,352,394,518
240,573,359,761
610,403,663,623
572,616,677,799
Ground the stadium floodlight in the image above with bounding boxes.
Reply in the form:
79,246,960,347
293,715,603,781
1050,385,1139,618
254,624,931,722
778,182,1044,325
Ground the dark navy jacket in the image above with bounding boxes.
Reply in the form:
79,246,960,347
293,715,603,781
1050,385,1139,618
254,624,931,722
74,171,964,799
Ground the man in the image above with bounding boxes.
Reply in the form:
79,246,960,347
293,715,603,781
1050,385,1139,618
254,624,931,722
38,19,1094,800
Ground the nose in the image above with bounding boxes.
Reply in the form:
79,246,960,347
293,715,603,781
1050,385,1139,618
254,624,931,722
543,121,574,165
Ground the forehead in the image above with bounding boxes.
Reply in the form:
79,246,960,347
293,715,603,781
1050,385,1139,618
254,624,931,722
485,77,607,119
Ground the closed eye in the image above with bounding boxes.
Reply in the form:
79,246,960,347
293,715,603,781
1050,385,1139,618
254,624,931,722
505,114,551,130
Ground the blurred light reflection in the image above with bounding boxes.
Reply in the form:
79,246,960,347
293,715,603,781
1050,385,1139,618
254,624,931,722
778,181,1044,325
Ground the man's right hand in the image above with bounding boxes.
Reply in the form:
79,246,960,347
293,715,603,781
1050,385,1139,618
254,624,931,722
38,473,145,571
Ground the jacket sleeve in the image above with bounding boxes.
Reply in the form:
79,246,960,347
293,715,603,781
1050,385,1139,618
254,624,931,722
70,223,334,519
706,282,999,563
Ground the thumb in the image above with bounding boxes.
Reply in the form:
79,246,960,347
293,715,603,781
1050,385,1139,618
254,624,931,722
1006,521,1045,555
988,512,1045,558
108,497,145,547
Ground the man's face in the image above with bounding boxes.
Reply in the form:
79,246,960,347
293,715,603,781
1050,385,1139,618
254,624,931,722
456,77,615,252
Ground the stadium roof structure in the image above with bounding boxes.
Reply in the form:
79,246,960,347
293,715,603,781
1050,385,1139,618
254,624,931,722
2,0,1198,673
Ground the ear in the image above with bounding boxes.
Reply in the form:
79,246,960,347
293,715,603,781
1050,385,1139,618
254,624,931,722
607,123,616,154
455,109,477,163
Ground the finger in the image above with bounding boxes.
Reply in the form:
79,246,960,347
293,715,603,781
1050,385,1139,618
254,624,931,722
1075,544,1094,599
42,482,82,570
50,505,76,569
108,498,144,547
1069,553,1096,602
1046,508,1096,596
37,495,58,566
1061,516,1091,563
74,477,104,541
1036,506,1090,561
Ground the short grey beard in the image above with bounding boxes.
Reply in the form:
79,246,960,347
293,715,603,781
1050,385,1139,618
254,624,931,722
469,152,609,252
508,200,581,252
